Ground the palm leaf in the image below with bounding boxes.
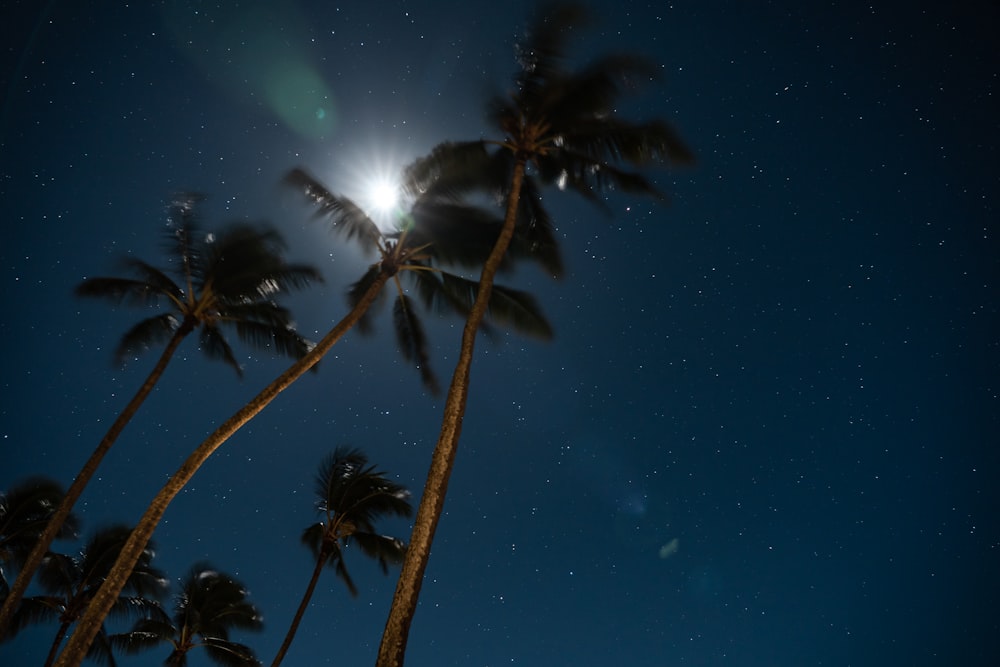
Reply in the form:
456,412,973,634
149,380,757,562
200,324,242,376
115,313,180,363
333,555,358,597
283,168,381,254
429,273,553,340
392,294,440,394
229,316,314,361
108,617,175,654
74,273,178,307
349,533,406,573
7,595,62,635
203,639,262,667
346,264,387,334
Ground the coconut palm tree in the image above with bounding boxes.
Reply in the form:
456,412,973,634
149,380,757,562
1,478,80,598
111,563,263,667
0,197,321,639
52,173,556,667
376,4,694,665
271,447,411,667
5,525,166,667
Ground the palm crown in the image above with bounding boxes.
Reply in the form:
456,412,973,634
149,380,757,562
76,195,322,374
8,525,167,667
1,479,80,592
303,447,413,595
112,563,264,667
285,168,554,393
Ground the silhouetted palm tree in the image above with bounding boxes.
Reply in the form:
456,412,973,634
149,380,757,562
377,4,694,665
1,478,80,599
0,197,321,638
6,525,166,667
271,447,411,667
111,563,263,667
53,173,557,666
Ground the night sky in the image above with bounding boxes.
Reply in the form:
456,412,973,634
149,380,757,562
2,1,997,666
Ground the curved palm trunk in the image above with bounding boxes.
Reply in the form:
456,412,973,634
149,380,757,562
376,159,527,667
0,323,194,639
52,272,390,667
44,620,72,667
271,547,331,667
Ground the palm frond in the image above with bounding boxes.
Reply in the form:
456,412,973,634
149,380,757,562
203,638,262,667
108,596,169,624
74,271,180,307
346,264,388,334
199,324,242,376
163,201,207,287
392,294,440,394
513,175,564,277
430,274,553,340
6,595,62,635
114,313,181,364
515,2,590,109
108,617,175,655
283,168,382,254
229,317,314,361
88,627,119,667
349,533,406,573
333,556,358,597
0,478,79,562
401,141,493,199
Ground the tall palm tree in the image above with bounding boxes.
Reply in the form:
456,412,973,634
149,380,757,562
377,4,694,665
271,447,411,667
52,173,556,667
111,563,263,667
0,197,322,638
6,525,167,667
1,478,80,598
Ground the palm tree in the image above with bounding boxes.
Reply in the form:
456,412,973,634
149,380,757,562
6,525,167,667
111,563,263,667
52,173,556,667
1,478,80,598
271,447,411,667
0,197,322,638
376,4,694,665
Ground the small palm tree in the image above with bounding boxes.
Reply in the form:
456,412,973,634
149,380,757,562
112,563,263,667
271,447,412,667
377,4,694,665
0,196,322,638
53,173,557,666
6,525,166,667
1,478,80,598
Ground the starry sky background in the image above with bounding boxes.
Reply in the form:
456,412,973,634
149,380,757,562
2,1,997,666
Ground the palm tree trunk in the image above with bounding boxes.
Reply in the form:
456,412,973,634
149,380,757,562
271,547,330,667
376,158,527,667
44,620,72,667
52,272,391,667
0,322,194,639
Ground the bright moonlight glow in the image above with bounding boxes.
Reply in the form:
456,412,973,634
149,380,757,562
367,179,399,213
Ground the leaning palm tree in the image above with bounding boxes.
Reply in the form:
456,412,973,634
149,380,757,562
1,478,80,597
111,563,263,667
6,525,166,667
376,4,694,665
0,197,321,639
52,173,556,667
271,447,411,667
